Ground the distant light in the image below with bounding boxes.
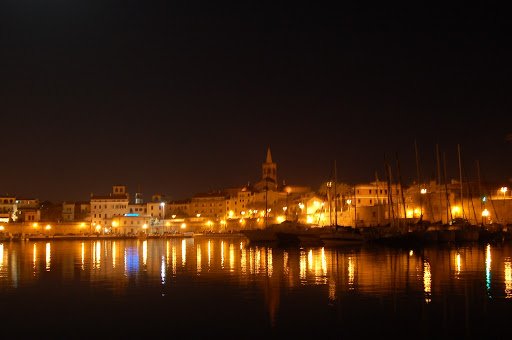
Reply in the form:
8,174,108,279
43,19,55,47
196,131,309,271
124,213,139,217
482,209,490,217
420,188,427,194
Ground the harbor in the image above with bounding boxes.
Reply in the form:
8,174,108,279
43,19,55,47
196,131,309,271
1,236,512,338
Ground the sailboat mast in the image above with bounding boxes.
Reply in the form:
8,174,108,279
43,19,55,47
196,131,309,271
334,160,338,227
476,160,483,225
375,170,380,225
265,178,268,228
436,144,443,223
384,156,395,227
443,151,452,222
414,140,423,219
395,152,407,221
457,144,465,219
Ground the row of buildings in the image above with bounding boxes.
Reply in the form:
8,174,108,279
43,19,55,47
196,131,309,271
1,148,512,235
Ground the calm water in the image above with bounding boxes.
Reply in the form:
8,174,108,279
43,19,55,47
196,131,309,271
1,236,512,339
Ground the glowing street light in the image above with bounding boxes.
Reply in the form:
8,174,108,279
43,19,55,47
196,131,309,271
500,187,508,199
160,202,165,219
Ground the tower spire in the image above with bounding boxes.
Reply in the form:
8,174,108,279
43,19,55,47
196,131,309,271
266,147,273,163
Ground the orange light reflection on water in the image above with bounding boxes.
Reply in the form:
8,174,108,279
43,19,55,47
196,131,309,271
196,244,202,274
505,258,512,298
45,242,51,272
423,259,432,304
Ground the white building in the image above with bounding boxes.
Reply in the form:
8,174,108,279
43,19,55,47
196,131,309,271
90,185,129,230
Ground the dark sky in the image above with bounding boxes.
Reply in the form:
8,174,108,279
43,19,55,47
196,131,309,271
1,1,511,202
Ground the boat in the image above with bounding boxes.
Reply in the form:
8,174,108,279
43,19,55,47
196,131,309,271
240,227,278,244
275,223,325,246
319,226,365,247
316,162,367,247
241,221,323,246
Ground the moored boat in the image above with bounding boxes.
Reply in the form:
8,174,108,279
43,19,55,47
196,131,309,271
319,227,365,247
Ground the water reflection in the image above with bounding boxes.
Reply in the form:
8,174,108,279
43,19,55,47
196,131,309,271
0,238,511,339
505,257,512,298
423,259,432,303
182,239,186,267
196,244,202,274
81,242,84,270
486,243,492,298
142,240,147,267
33,243,37,273
160,255,165,285
229,244,234,272
1,239,512,303
112,241,116,269
45,242,50,271
0,244,4,273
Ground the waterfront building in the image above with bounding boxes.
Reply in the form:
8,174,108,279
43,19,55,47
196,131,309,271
190,191,227,220
90,185,129,231
62,201,90,222
352,181,404,227
128,202,147,216
111,213,151,235
168,199,191,218
0,195,16,223
14,198,41,222
147,201,166,220
225,186,254,219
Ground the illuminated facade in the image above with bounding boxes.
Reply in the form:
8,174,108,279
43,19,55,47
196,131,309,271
0,196,17,223
61,201,90,221
225,186,255,218
353,181,404,226
167,199,190,217
90,185,129,230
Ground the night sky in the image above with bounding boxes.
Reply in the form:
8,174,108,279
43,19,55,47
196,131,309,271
1,1,511,202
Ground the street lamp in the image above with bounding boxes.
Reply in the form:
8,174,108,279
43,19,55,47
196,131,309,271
160,202,165,219
500,187,508,199
327,181,333,226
